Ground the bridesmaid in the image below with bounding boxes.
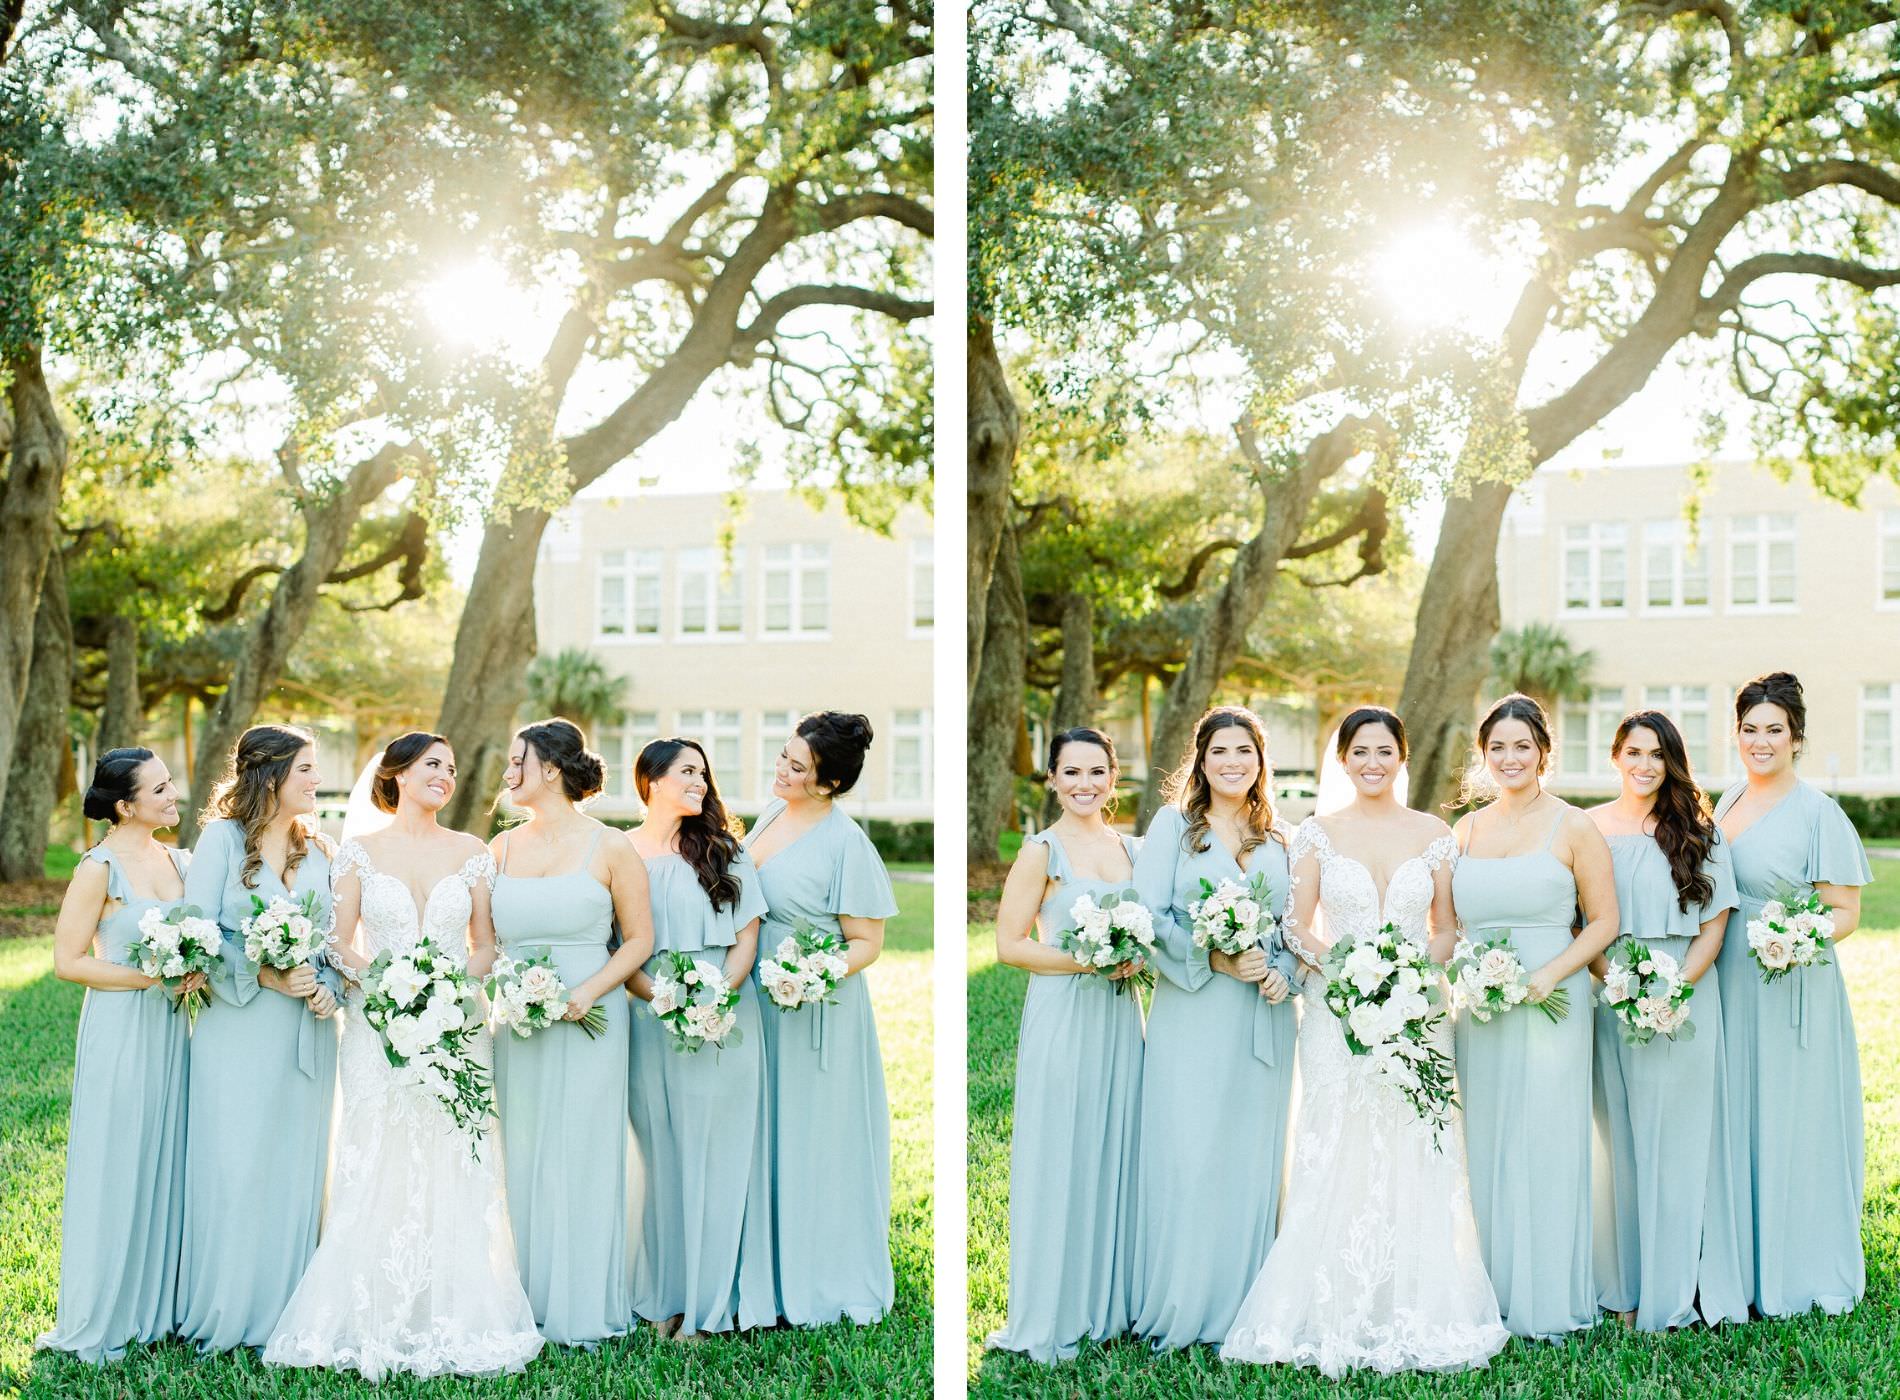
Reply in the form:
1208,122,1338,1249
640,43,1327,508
1586,711,1746,1330
1713,671,1872,1317
623,737,775,1339
745,711,901,1326
1129,706,1297,1350
1451,693,1618,1340
986,727,1144,1363
37,750,196,1362
489,718,655,1345
177,724,342,1351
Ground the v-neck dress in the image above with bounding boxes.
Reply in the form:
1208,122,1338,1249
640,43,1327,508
744,798,900,1327
1712,779,1871,1317
176,818,338,1350
35,844,191,1363
986,829,1145,1363
1590,829,1747,1330
1128,804,1296,1350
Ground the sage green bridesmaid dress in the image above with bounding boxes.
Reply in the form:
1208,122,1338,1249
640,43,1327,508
627,846,775,1334
1713,779,1872,1317
176,819,338,1351
35,845,191,1363
1451,808,1595,1340
1590,829,1746,1329
491,826,634,1345
985,829,1144,1363
744,798,900,1327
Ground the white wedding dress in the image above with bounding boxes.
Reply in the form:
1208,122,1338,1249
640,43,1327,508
263,841,543,1380
1221,819,1508,1376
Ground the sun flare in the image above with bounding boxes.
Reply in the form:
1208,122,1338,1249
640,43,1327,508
417,256,543,354
1370,220,1519,336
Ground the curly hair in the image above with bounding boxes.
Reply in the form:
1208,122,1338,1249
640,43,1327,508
1161,706,1281,856
1612,710,1715,913
203,724,319,889
635,738,744,912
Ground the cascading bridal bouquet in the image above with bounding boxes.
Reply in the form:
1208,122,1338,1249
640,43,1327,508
757,919,850,1011
241,890,327,972
126,903,224,1025
1320,923,1459,1147
1449,933,1571,1023
361,936,495,1155
1599,936,1695,1043
1189,873,1278,955
484,948,607,1039
1746,890,1836,983
648,952,742,1052
1056,889,1157,995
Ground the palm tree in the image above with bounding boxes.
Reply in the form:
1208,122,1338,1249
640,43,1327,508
1488,622,1595,710
523,648,628,732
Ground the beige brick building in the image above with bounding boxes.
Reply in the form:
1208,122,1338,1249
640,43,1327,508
533,488,935,821
1496,461,1900,797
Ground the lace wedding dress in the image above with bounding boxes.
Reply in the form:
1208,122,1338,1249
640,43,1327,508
263,841,543,1380
1221,819,1508,1376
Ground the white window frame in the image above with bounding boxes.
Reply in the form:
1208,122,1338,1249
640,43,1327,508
889,708,932,802
675,708,745,793
1560,686,1626,779
1862,684,1898,779
908,537,934,637
1727,513,1797,613
1640,684,1714,779
1562,523,1629,615
596,548,664,643
760,543,831,640
677,546,746,642
599,710,661,800
759,709,797,801
1641,520,1711,613
1879,509,1900,611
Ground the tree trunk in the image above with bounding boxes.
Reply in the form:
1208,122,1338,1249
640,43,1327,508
0,346,68,819
967,524,1026,864
182,445,411,838
1138,416,1376,826
98,611,141,750
967,317,1019,701
1040,591,1095,824
434,509,546,833
0,547,71,879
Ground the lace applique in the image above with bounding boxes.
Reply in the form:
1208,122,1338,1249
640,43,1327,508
457,849,498,891
1417,832,1458,875
1282,819,1326,967
333,839,374,886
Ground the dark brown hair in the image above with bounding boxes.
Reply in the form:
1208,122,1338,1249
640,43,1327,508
1046,726,1121,821
794,711,874,797
1162,706,1280,856
1612,711,1715,912
372,732,451,813
516,718,606,802
203,724,320,888
84,747,158,825
635,738,743,911
1734,671,1805,750
1454,693,1553,809
1336,706,1408,762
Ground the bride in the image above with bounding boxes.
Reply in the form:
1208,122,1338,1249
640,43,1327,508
264,732,542,1380
1221,706,1507,1376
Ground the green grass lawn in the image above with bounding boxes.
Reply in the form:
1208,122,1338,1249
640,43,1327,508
0,876,933,1399
969,862,1900,1397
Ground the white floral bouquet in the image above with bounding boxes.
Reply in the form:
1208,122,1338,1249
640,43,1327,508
126,902,224,1026
241,890,327,970
484,947,607,1039
1746,890,1836,983
649,951,742,1052
361,935,495,1154
1056,888,1157,995
1189,873,1278,955
1320,922,1459,1146
1449,933,1571,1023
757,919,850,1011
1599,936,1695,1044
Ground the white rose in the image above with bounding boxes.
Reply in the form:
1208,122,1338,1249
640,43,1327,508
776,936,800,961
1476,947,1519,989
1068,894,1101,928
1751,930,1794,968
1602,966,1635,1005
1759,899,1788,925
650,977,681,1016
518,965,560,1002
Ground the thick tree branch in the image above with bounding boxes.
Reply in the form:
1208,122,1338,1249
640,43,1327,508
740,284,933,346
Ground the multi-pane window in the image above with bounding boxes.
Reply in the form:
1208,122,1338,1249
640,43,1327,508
1864,684,1898,778
1641,684,1713,777
1642,520,1710,610
910,538,934,633
599,710,661,799
598,548,662,638
1728,513,1797,608
759,709,796,798
678,547,744,638
891,708,931,801
1881,509,1900,605
676,709,744,789
1560,686,1626,777
762,543,830,636
1562,523,1628,611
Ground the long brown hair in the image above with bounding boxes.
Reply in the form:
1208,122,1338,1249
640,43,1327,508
1453,692,1554,809
203,723,320,889
1612,710,1715,912
1162,706,1280,856
635,738,743,911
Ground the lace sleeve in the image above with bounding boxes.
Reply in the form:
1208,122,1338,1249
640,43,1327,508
1281,818,1325,967
459,849,498,891
1418,832,1458,874
332,838,371,887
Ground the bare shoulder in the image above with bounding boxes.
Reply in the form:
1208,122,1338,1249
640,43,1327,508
1009,836,1052,878
1405,809,1452,841
446,829,489,861
1560,803,1609,847
67,855,110,896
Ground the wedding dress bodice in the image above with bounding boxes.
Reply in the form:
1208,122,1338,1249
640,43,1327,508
335,840,495,962
1284,820,1456,962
